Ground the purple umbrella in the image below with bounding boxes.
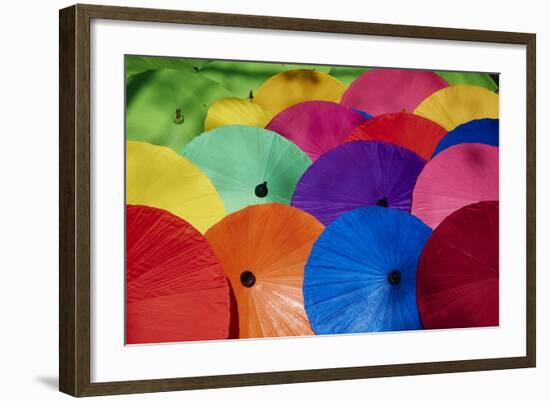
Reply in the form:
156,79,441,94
266,101,366,161
291,141,426,225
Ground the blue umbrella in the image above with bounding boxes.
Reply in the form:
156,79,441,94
303,206,432,334
432,118,499,157
352,108,373,120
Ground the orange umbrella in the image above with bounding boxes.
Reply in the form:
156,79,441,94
205,203,323,339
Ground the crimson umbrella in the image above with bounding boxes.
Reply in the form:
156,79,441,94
412,143,498,229
265,100,366,161
340,68,448,116
417,201,499,329
126,205,231,344
346,112,447,160
292,141,426,226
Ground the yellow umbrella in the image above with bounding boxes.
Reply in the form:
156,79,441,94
204,97,272,132
414,85,499,131
126,141,226,233
254,69,346,116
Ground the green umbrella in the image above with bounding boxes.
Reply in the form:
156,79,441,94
126,68,232,151
198,60,330,99
125,55,211,80
436,71,498,91
181,125,311,213
328,65,372,86
282,63,331,73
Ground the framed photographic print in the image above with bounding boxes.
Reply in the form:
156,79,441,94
59,4,536,397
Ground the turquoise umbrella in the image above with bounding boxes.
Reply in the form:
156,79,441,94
181,125,312,213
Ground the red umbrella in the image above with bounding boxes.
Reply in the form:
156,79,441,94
417,201,499,329
126,205,231,344
346,112,447,160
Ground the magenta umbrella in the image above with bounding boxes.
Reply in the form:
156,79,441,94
340,68,448,116
412,143,498,229
265,101,366,161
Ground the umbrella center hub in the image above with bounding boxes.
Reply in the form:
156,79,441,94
173,108,184,125
255,182,269,198
240,270,256,288
376,197,389,208
388,269,401,285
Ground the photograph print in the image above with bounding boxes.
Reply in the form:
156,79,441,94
124,56,499,345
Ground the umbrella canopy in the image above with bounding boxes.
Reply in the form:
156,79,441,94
181,125,311,213
254,69,346,116
125,55,210,81
340,68,448,116
198,60,330,99
265,100,367,161
292,141,426,226
353,108,373,120
412,143,498,229
346,112,447,160
126,205,231,344
204,97,272,132
432,118,499,157
417,201,499,329
126,68,232,151
126,141,226,233
414,85,499,131
304,206,432,334
205,203,323,338
436,71,498,91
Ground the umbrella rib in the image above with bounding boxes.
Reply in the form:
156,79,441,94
311,292,369,328
310,260,385,276
435,233,495,271
306,280,382,308
296,181,373,205
362,285,391,332
421,277,496,299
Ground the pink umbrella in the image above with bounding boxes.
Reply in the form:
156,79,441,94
340,68,448,117
265,101,366,161
412,143,498,229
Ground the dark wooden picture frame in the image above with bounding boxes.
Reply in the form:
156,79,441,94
59,3,536,397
